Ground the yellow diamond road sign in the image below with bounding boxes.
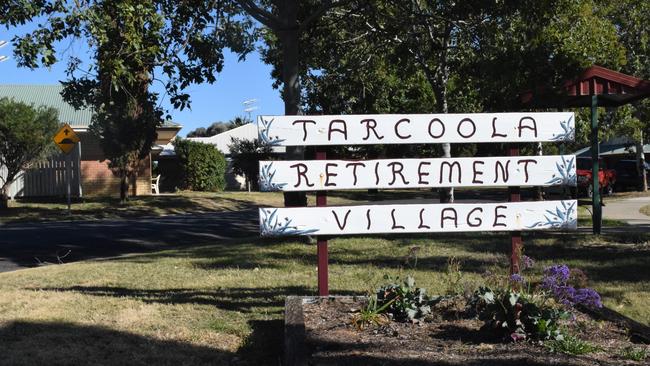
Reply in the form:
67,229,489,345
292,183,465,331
53,123,80,155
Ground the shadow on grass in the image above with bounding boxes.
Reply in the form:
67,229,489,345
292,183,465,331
32,285,349,312
0,320,234,366
0,194,265,224
29,285,358,364
114,230,650,285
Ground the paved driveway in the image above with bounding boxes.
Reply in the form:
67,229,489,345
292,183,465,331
0,210,258,273
601,196,650,233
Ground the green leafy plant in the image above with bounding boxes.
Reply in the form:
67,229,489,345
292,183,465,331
376,275,431,322
619,346,648,361
545,334,601,355
474,286,568,342
350,295,393,330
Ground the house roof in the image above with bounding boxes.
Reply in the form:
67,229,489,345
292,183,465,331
0,84,93,128
187,123,286,155
521,65,650,108
0,84,181,129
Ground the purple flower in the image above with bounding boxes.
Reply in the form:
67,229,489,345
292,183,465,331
510,274,525,284
544,264,570,283
540,264,603,308
521,255,535,270
574,288,603,308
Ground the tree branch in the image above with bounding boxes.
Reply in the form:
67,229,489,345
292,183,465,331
235,0,281,29
299,0,353,33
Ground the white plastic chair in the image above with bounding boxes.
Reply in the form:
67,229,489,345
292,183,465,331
151,174,161,195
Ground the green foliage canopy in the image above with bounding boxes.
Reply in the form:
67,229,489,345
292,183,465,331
1,0,257,199
0,97,59,208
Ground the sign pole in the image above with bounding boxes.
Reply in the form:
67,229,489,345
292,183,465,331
66,151,72,216
52,123,80,218
591,95,602,234
316,148,329,296
509,145,522,274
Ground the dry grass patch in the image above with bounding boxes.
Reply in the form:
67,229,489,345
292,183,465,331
0,230,648,365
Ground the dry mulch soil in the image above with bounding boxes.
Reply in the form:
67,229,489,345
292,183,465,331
302,297,648,366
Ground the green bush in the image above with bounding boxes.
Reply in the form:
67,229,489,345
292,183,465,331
173,138,226,191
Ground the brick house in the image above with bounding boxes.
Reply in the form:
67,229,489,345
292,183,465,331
0,84,181,198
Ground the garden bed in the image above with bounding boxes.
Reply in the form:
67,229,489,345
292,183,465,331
288,296,648,366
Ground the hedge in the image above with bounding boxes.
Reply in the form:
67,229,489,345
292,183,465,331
173,138,226,191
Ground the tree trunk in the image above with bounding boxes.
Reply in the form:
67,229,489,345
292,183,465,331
637,131,647,192
0,184,10,209
120,174,128,203
0,171,17,209
279,0,307,208
433,83,453,203
536,142,544,200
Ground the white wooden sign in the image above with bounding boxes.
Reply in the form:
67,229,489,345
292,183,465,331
259,200,577,236
258,112,575,146
259,155,576,191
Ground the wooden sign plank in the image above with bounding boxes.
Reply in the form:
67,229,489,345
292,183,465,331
259,200,577,236
258,112,575,146
259,155,576,191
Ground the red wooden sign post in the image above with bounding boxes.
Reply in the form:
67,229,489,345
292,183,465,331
509,145,522,274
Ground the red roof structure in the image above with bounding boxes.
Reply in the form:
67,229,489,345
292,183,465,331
522,65,650,107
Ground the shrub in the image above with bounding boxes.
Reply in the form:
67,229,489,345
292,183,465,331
173,138,226,191
228,137,273,191
376,275,432,322
472,261,603,342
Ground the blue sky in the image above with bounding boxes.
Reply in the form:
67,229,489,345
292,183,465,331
0,26,284,137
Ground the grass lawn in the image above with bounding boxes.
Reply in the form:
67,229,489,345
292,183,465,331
1,190,457,224
1,188,630,226
0,231,648,365
0,191,360,224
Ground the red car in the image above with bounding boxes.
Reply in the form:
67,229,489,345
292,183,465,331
576,157,616,197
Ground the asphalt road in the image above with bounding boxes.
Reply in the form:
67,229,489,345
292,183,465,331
2,192,647,273
0,210,258,273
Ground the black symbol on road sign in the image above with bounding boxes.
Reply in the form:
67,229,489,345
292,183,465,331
59,138,75,145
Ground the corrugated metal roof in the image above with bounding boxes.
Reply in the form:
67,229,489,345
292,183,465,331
0,84,182,129
0,84,93,127
574,143,650,157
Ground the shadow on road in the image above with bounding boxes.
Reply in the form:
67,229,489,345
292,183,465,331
0,210,258,272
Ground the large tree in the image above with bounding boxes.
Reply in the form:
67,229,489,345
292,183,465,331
274,0,629,169
607,0,650,191
234,0,352,207
0,98,59,208
2,0,256,201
